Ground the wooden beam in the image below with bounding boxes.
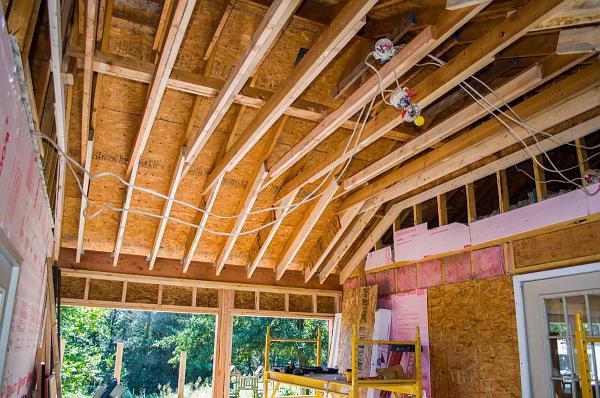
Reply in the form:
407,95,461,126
114,342,124,382
75,131,94,263
246,188,300,278
338,112,600,282
181,176,224,273
215,117,287,275
446,0,489,10
268,26,438,184
202,0,376,194
73,50,410,136
212,289,234,398
204,1,237,61
183,0,302,169
465,182,477,223
304,202,362,282
112,0,196,265
319,205,379,283
576,137,589,179
125,0,196,179
275,177,339,280
413,203,423,225
153,0,173,51
496,169,509,213
342,60,599,212
437,193,448,226
556,25,600,54
178,351,187,398
532,155,547,202
270,4,490,195
343,63,543,191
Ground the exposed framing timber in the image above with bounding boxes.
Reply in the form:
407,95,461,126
343,57,597,212
304,202,362,282
246,188,300,278
183,0,302,169
466,182,477,223
204,1,237,61
319,205,379,283
112,0,196,266
496,169,509,213
215,116,288,275
275,177,339,280
80,0,98,165
203,0,377,194
437,193,448,226
532,155,547,202
338,112,600,282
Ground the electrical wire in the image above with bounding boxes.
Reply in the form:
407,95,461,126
424,54,598,195
38,84,377,236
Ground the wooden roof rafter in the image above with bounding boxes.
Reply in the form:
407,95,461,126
111,0,197,267
202,0,378,195
148,0,303,270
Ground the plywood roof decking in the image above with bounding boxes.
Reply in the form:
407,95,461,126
56,0,600,283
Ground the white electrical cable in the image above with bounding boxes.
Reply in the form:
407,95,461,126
38,83,377,236
424,54,598,195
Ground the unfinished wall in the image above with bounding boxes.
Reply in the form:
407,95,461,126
0,7,54,396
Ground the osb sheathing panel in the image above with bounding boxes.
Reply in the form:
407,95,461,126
88,279,123,301
513,220,600,269
61,0,372,272
289,294,313,313
61,276,86,299
196,288,218,308
126,282,159,303
338,285,377,376
428,276,521,398
234,290,256,310
162,285,193,306
317,295,335,314
259,292,285,312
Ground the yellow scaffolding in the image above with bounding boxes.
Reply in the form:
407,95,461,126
575,312,600,398
263,323,422,398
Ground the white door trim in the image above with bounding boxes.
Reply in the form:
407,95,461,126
513,262,600,398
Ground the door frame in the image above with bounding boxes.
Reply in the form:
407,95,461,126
513,262,600,397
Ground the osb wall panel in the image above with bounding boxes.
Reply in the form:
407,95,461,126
88,279,123,301
428,276,521,398
126,282,159,304
162,285,193,306
513,220,600,269
196,288,218,308
289,294,313,313
259,292,285,311
338,285,377,377
316,295,335,314
234,290,256,310
61,276,86,299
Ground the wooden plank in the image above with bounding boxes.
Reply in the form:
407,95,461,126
178,351,187,398
82,0,99,161
413,203,423,225
437,193,448,226
112,0,196,265
496,169,509,212
337,112,600,282
576,136,589,179
202,0,376,194
183,0,302,168
275,177,339,280
270,4,491,195
268,26,438,184
556,25,600,54
212,290,234,398
466,182,477,223
125,0,197,178
342,62,600,212
153,0,173,51
75,133,94,262
319,205,379,283
532,155,547,202
114,342,124,382
304,202,362,282
343,63,543,191
246,188,300,278
446,0,489,10
204,1,236,61
215,117,287,275
182,176,224,273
